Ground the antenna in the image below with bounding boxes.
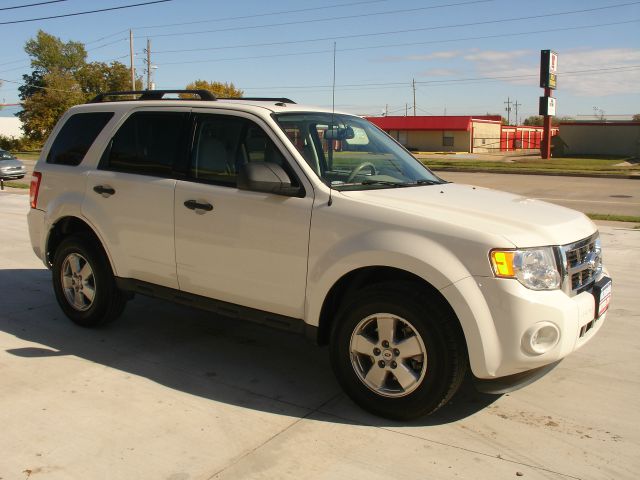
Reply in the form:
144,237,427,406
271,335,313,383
328,41,337,207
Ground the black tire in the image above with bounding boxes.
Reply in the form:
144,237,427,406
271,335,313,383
52,235,127,327
330,282,467,420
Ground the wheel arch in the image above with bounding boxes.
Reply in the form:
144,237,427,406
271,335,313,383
46,216,116,275
316,266,465,348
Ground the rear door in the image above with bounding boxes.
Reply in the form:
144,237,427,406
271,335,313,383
82,108,190,288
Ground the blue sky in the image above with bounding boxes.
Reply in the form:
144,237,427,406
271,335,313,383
1,0,639,121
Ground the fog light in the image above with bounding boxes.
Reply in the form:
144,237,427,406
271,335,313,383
522,322,560,355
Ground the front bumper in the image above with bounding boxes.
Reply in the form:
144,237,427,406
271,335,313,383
442,272,608,380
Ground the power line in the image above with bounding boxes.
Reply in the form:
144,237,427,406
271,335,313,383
0,0,174,25
149,19,640,67
151,2,640,54
0,0,67,11
135,0,393,30
2,65,638,96
151,0,492,39
80,0,393,46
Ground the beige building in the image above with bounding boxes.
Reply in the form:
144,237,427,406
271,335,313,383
366,116,502,153
558,121,640,157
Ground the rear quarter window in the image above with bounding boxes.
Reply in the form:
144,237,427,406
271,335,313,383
47,112,114,166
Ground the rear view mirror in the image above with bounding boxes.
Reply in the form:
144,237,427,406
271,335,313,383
237,162,301,196
324,126,355,141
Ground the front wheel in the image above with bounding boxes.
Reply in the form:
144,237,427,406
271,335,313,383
330,282,467,420
52,235,127,327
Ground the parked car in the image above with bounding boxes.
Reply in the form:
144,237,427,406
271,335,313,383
0,149,26,179
26,90,611,420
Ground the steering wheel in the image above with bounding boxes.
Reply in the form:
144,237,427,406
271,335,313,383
346,162,377,182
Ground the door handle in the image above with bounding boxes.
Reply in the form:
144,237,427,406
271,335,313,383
93,185,115,196
184,199,213,211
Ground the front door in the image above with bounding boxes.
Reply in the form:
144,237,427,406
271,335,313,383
174,111,314,318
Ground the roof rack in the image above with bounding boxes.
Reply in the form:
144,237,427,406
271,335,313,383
219,97,296,104
89,89,217,103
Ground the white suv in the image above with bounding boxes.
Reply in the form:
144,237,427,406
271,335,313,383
27,90,611,419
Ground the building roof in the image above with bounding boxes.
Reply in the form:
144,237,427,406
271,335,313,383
365,115,501,131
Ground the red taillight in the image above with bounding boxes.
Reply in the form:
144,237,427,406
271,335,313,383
30,172,42,209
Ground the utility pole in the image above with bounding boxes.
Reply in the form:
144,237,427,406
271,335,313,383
385,104,388,116
514,100,521,125
145,38,152,90
405,103,408,116
129,30,135,90
504,97,512,125
412,78,416,116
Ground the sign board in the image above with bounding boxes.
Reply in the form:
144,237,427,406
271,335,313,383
540,50,558,89
539,96,557,116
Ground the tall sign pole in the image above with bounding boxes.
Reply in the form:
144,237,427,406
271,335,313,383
539,50,558,159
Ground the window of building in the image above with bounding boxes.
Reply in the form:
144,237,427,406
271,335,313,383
442,132,454,147
103,112,187,176
47,112,114,166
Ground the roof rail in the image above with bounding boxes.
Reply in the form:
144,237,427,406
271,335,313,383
88,89,217,103
219,97,296,104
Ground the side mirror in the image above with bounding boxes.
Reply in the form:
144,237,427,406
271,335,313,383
237,162,301,196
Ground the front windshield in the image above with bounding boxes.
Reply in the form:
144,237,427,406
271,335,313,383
273,113,443,190
0,150,16,161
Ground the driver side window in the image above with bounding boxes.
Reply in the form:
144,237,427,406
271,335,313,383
189,115,298,188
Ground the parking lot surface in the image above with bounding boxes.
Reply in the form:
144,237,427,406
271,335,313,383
1,192,638,479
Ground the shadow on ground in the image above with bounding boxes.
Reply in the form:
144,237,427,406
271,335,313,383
0,268,499,427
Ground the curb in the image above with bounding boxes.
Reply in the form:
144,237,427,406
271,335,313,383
429,167,640,180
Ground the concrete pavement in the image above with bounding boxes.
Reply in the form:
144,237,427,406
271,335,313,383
1,191,639,479
439,171,640,217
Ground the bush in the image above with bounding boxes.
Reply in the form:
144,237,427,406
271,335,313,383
0,134,41,152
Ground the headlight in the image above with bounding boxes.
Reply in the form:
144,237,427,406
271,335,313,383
490,247,561,290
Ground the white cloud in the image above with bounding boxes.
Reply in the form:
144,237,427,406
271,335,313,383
419,68,461,77
463,49,531,62
379,50,463,62
465,48,640,96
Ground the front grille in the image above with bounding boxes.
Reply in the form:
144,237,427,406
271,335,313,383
558,234,601,296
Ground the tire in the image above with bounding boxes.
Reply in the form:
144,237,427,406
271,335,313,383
330,282,467,420
52,235,127,327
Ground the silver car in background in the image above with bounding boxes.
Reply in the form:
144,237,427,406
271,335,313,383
0,149,27,179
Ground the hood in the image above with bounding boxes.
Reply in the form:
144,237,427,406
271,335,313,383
340,182,596,248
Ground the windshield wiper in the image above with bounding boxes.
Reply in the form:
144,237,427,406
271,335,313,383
360,180,412,187
415,179,441,185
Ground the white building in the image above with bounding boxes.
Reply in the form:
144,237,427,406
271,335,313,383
0,117,23,138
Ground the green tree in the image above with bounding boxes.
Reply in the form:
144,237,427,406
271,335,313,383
20,70,85,142
183,80,243,98
17,31,143,142
76,61,141,96
523,115,544,126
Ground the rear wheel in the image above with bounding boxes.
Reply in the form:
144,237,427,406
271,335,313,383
52,235,127,327
330,282,467,420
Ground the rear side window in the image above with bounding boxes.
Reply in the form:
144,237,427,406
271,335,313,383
47,112,114,166
103,111,187,176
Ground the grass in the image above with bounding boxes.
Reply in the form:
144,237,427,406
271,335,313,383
586,213,640,223
1,180,29,189
422,156,640,176
12,151,41,161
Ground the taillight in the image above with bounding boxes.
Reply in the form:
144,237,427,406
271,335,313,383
30,172,42,209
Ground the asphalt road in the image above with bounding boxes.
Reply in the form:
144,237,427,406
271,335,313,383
1,191,639,479
10,158,639,217
438,171,640,217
